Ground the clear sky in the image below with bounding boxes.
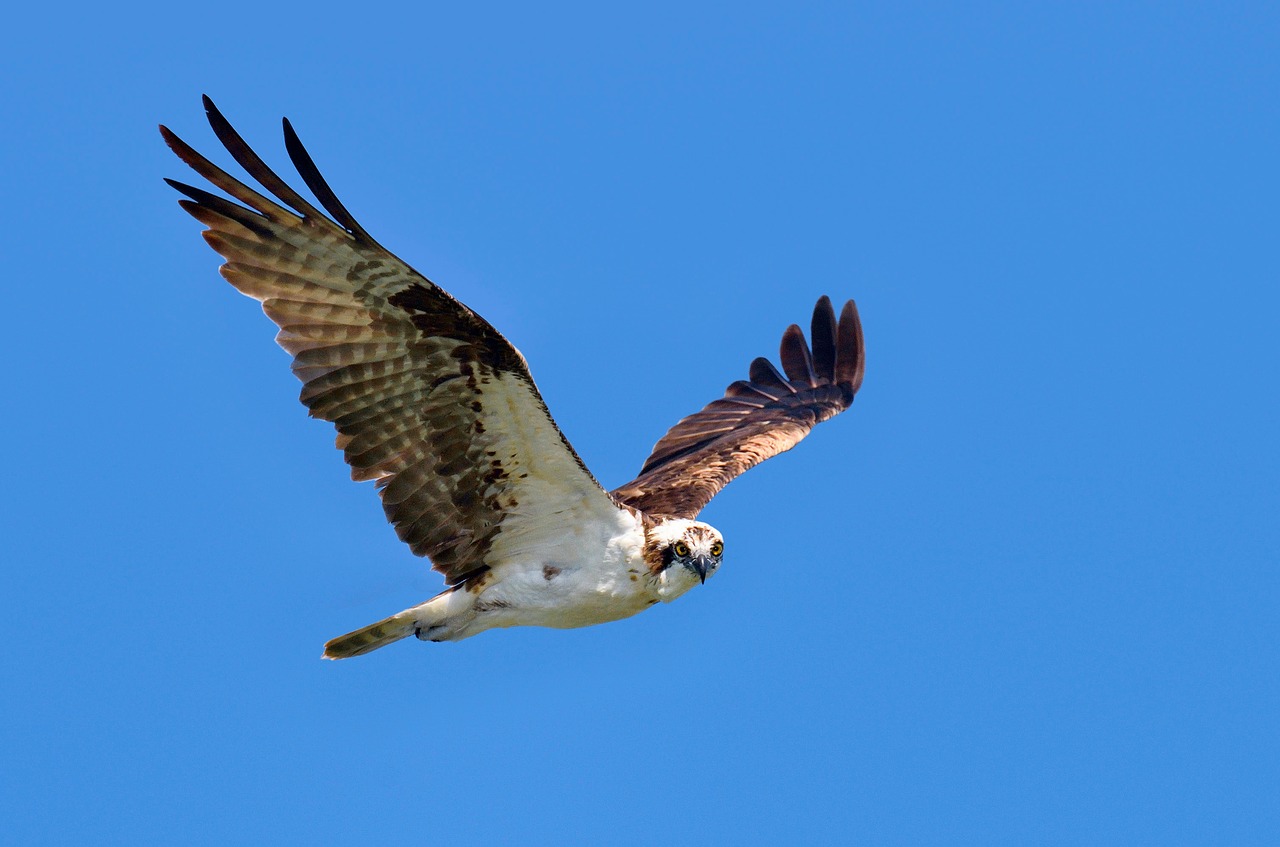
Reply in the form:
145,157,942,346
3,2,1277,844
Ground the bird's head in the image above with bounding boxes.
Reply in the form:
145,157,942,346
646,519,725,601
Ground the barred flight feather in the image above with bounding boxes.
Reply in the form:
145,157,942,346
162,96,619,584
611,296,865,519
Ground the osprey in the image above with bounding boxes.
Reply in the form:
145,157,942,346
162,97,866,659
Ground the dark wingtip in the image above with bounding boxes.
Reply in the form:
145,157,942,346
158,123,181,148
747,356,794,396
163,176,198,199
195,95,335,224
201,95,236,147
200,94,224,130
834,299,865,393
778,323,817,384
158,123,213,176
809,295,838,379
281,115,378,245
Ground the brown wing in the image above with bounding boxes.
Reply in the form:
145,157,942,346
163,96,621,584
610,297,865,519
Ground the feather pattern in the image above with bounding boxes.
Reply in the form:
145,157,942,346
610,297,865,518
162,97,620,584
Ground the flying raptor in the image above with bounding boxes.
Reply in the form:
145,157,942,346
162,97,866,659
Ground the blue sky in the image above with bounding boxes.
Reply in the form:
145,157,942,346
3,2,1277,844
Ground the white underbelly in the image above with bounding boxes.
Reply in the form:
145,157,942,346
464,508,659,632
477,559,658,630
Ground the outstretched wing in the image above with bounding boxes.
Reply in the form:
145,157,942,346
163,96,622,584
610,297,864,519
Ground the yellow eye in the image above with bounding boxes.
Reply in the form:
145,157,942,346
711,541,724,557
673,541,690,557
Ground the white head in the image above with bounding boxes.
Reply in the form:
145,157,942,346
647,519,725,602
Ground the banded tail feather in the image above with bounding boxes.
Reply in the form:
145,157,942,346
322,587,464,659
323,610,418,659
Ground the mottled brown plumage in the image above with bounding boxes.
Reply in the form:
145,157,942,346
610,297,864,518
164,97,866,656
162,96,613,586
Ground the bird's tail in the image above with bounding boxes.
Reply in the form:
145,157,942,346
322,587,462,659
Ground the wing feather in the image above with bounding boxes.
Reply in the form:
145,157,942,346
164,97,621,583
779,324,817,384
610,296,864,518
810,298,839,377
747,357,795,395
281,116,381,246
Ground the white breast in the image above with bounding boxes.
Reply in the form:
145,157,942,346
465,506,659,633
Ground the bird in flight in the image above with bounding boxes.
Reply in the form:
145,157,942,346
162,96,866,659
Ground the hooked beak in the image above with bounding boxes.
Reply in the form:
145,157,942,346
692,555,712,584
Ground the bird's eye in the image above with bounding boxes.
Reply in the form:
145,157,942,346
673,541,690,557
711,541,724,557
